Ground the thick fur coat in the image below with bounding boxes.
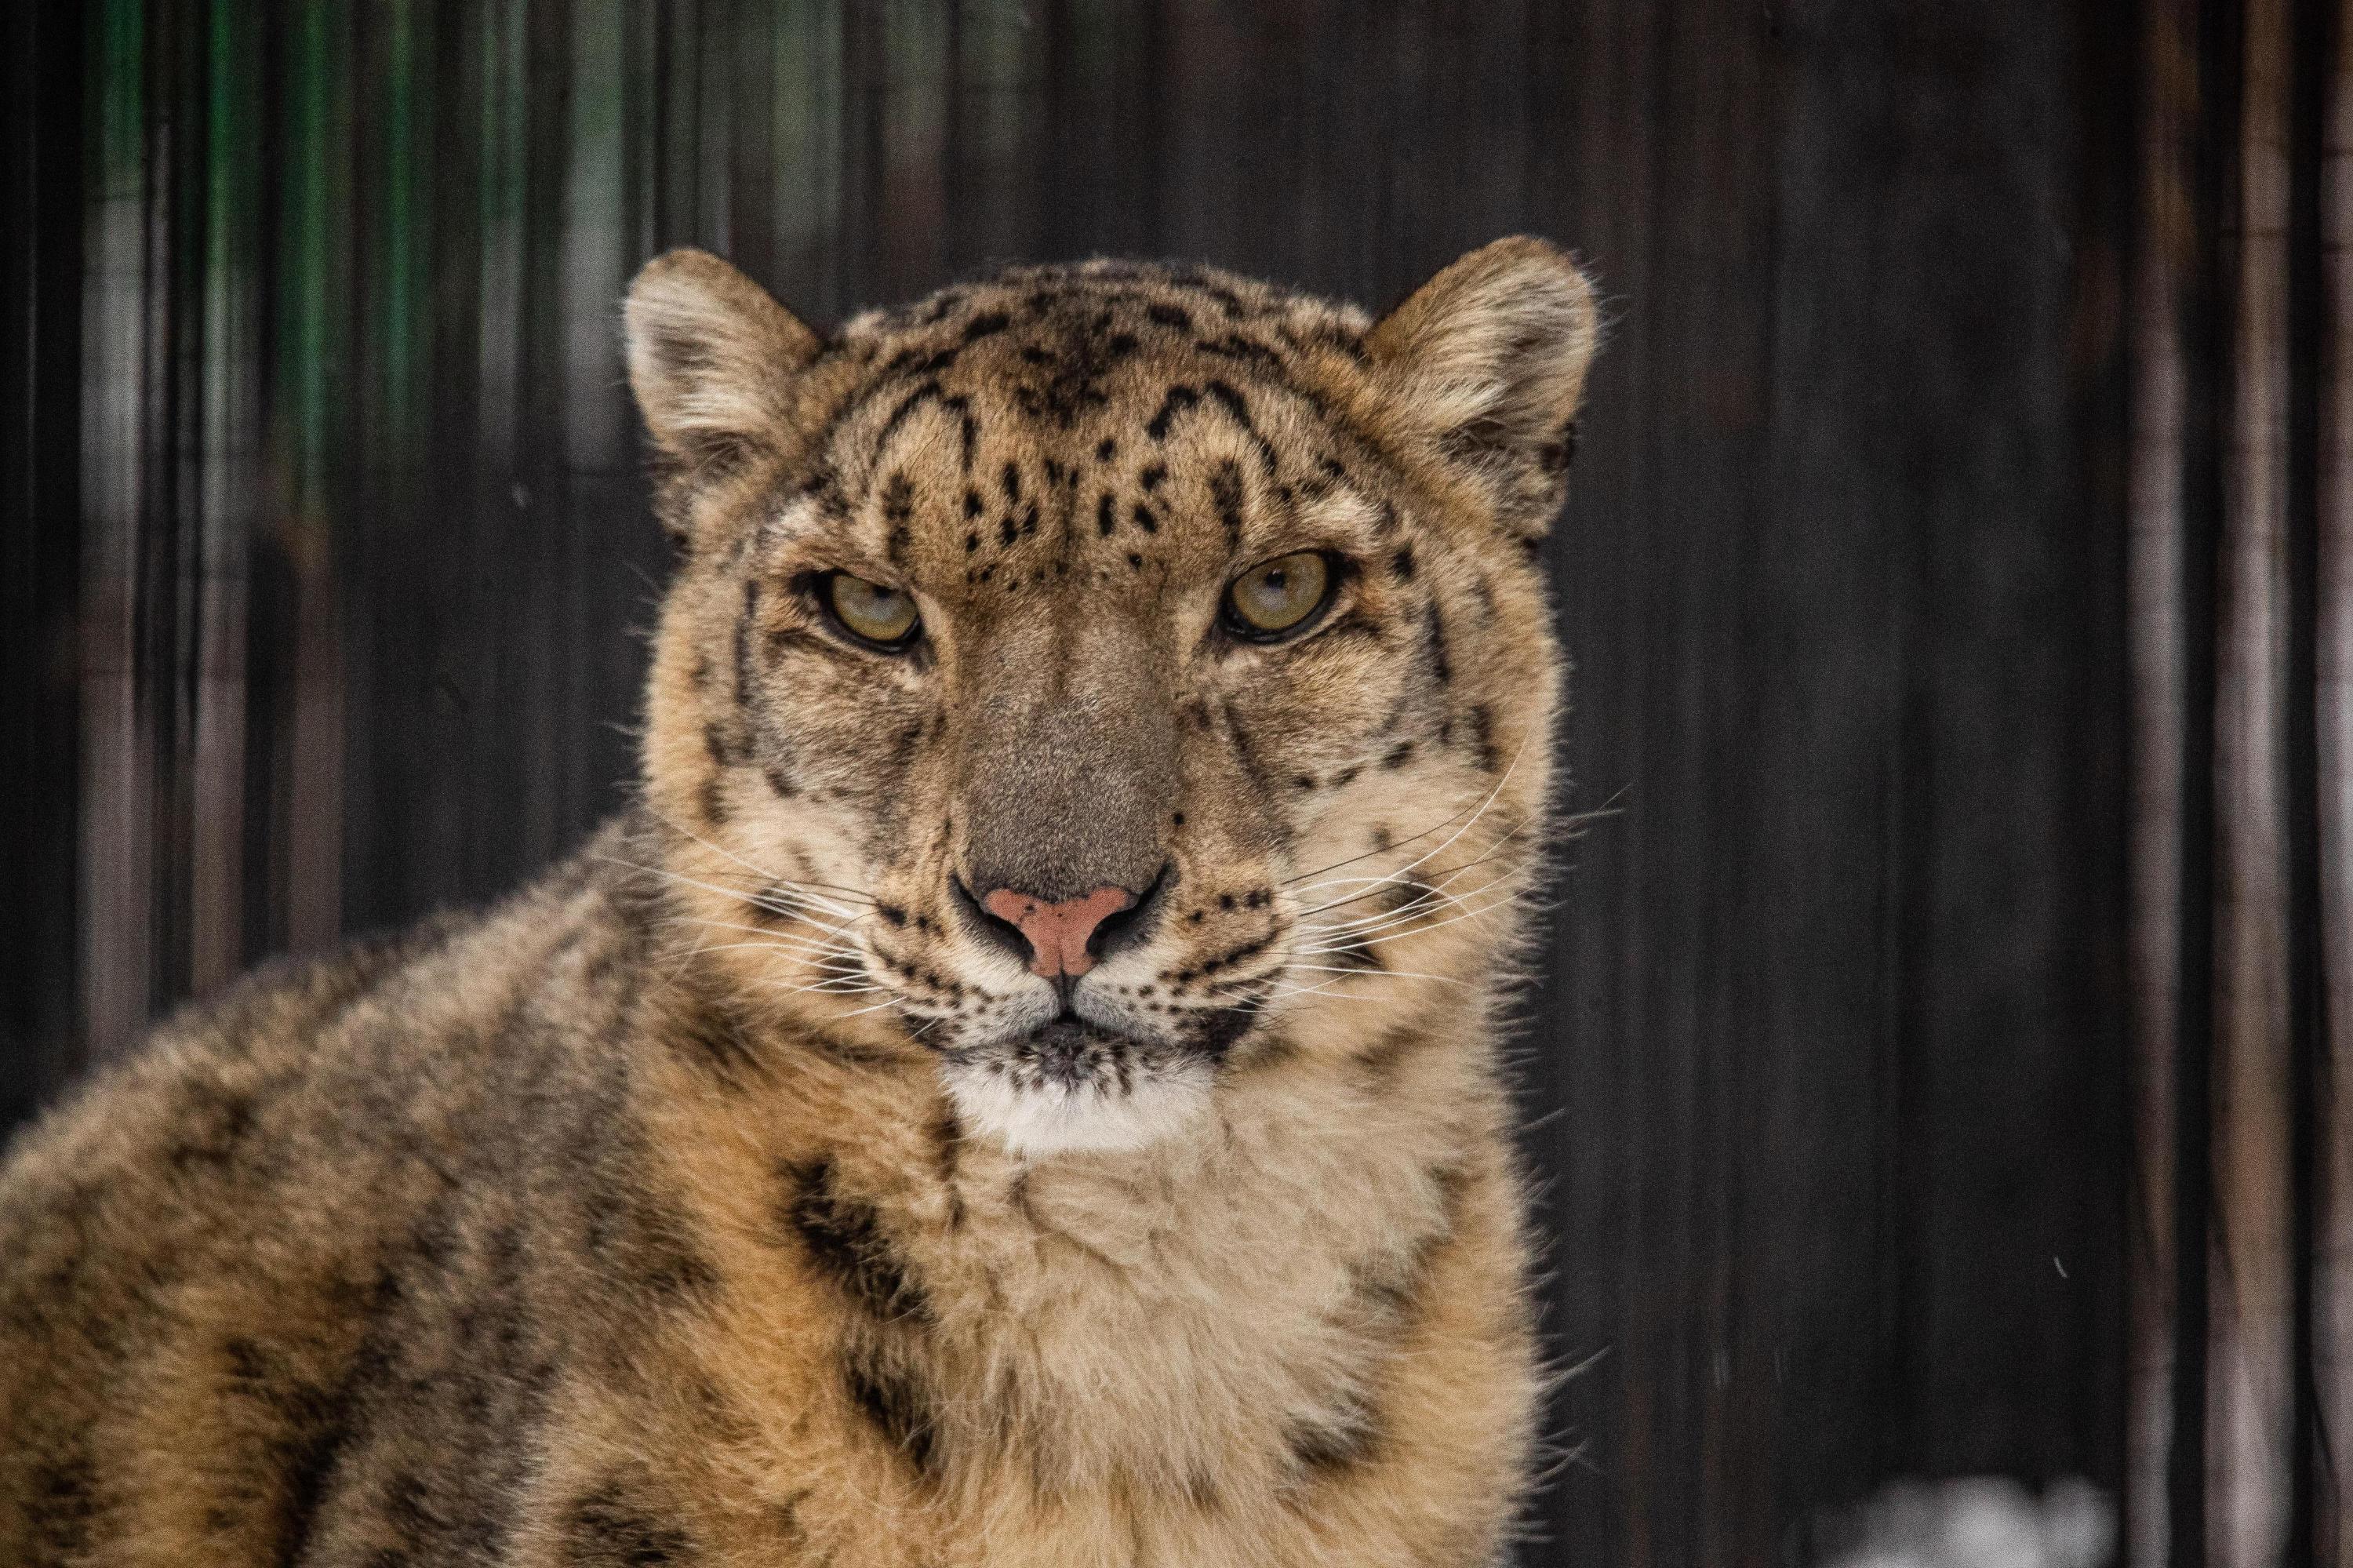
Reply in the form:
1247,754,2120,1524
0,238,1598,1567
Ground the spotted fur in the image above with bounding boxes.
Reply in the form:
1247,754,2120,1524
1,238,1598,1566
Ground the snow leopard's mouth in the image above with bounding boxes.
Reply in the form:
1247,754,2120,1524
937,1010,1220,1155
1031,1010,1137,1053
988,1011,1166,1091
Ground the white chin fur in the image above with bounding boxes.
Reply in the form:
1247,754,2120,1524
942,1059,1213,1156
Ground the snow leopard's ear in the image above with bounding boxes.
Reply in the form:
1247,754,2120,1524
624,249,822,535
1366,237,1600,540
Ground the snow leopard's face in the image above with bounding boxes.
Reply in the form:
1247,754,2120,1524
628,242,1595,1153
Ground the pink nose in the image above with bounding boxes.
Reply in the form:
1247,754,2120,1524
981,886,1136,979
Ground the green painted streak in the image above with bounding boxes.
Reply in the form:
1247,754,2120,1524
96,0,142,192
277,0,353,529
205,0,252,276
383,0,417,450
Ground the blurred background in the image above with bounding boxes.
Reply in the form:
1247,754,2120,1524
1,2,2344,1564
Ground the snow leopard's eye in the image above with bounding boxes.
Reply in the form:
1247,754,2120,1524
1221,551,1337,642
821,571,921,650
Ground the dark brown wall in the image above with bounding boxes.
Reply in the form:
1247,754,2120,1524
1,2,2137,1562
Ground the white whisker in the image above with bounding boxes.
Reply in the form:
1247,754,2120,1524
1293,849,1529,940
637,806,878,908
1282,962,1471,986
1297,885,1525,953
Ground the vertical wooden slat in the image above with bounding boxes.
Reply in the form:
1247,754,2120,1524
81,0,156,1062
276,0,350,956
190,0,260,996
2208,0,2298,1559
0,0,88,1128
2313,0,2353,1558
766,0,846,316
2131,1,2202,1561
562,0,629,475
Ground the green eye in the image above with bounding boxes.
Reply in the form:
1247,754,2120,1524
1222,551,1334,640
824,572,921,648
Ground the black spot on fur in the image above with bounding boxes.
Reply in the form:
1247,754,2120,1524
1543,417,1579,473
1139,463,1166,492
733,580,760,709
164,1078,257,1170
1203,380,1282,474
670,999,761,1079
1197,333,1286,370
1096,437,1118,462
931,1108,966,1229
844,1352,936,1474
1131,503,1158,534
559,1479,694,1566
961,310,1010,342
1001,460,1022,504
962,488,983,517
1196,932,1275,977
22,1448,99,1558
1145,384,1202,441
1187,995,1264,1062
1421,602,1452,686
1286,1389,1381,1472
1220,703,1275,797
998,516,1018,548
784,1160,928,1322
1096,493,1116,536
634,1210,722,1302
1465,704,1500,772
876,380,949,454
256,1352,370,1565
1209,459,1246,546
1383,741,1416,769
1147,301,1193,330
1390,544,1417,581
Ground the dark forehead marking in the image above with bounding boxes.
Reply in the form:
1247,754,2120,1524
1204,380,1282,475
1209,460,1246,547
820,266,1369,522
733,579,760,711
1141,377,1284,478
872,380,979,474
1146,385,1202,441
1195,331,1289,373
